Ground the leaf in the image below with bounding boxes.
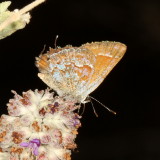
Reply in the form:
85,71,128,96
0,1,11,13
0,11,30,39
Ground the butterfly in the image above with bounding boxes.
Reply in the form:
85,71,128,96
36,41,126,104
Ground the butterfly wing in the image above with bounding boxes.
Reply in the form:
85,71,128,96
36,41,126,103
36,46,96,102
81,41,126,97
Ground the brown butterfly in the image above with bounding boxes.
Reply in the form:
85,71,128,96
36,41,126,104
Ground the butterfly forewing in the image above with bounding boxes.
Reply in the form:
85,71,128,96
36,46,96,101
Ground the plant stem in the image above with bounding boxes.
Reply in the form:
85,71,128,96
0,0,46,32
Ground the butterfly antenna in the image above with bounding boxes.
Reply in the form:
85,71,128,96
90,98,98,117
54,35,59,49
40,44,46,55
90,96,116,115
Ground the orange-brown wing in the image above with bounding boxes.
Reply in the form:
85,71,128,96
36,41,126,103
36,46,96,102
82,41,126,96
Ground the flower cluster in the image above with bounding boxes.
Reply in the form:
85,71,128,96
0,89,81,160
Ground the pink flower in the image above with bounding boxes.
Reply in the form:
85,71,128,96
20,139,40,156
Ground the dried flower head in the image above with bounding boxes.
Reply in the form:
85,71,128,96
0,89,81,160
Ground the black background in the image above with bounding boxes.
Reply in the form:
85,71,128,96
0,0,160,159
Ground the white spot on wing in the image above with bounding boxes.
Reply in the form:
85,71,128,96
53,72,62,81
106,52,112,57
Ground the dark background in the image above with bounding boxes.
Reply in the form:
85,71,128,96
0,0,160,159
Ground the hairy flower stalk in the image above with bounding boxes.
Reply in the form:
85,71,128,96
0,89,81,160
